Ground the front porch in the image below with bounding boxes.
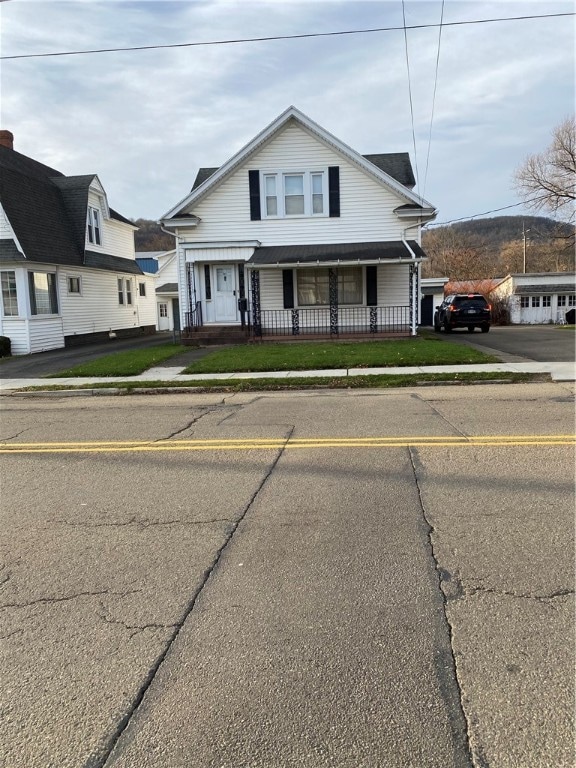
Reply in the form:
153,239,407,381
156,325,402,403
182,303,411,344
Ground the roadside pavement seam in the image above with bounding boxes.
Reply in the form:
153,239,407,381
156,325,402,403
91,425,296,768
408,448,478,768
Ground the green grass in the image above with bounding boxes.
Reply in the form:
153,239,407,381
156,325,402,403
47,344,186,377
17,371,545,393
183,338,498,374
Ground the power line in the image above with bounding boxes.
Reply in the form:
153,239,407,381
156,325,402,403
1,12,573,60
401,0,420,190
427,196,551,227
422,0,445,200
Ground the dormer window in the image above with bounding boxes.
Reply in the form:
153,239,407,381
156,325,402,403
87,206,101,245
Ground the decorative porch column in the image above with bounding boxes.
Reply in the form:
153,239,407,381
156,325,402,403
186,262,195,329
250,269,262,338
409,263,418,337
329,268,339,336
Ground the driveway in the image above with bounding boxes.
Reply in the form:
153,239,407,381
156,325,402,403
433,325,575,363
0,333,181,378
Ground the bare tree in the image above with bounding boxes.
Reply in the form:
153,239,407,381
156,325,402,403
514,116,576,224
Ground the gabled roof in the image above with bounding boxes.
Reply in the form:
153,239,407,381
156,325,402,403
162,106,435,220
0,143,140,274
191,154,416,193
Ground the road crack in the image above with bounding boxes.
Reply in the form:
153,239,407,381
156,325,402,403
90,425,296,768
1,588,141,611
408,447,475,768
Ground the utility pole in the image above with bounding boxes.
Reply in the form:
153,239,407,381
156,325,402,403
522,222,530,274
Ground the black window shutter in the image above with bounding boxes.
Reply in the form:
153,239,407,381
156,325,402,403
366,266,377,306
328,166,340,218
248,170,261,221
282,269,294,309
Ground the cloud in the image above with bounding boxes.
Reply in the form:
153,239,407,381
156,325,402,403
1,0,574,222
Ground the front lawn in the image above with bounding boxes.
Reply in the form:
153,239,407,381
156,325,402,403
183,338,498,374
48,344,186,377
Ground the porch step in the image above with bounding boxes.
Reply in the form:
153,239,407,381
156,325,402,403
182,325,249,346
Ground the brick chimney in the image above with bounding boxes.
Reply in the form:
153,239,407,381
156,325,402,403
0,131,14,150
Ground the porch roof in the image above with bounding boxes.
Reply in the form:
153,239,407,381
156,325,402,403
248,240,426,266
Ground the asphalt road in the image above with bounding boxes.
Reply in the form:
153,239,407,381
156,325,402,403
1,383,574,767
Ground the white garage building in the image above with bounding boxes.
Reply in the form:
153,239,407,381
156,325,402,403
493,272,576,324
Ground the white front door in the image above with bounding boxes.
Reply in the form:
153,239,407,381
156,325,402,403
214,265,237,323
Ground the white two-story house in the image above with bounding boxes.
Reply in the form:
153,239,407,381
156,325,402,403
160,106,437,341
0,130,156,355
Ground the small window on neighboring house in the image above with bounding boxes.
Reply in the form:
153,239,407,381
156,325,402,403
67,276,81,294
28,272,58,315
569,295,576,307
204,265,212,300
87,207,101,245
520,296,530,308
118,277,124,304
125,279,132,305
531,296,540,307
1,270,18,316
558,295,567,307
159,303,168,317
542,295,551,307
139,282,146,297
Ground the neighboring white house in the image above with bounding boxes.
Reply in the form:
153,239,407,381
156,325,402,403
135,249,179,331
492,272,576,324
0,130,156,355
160,106,437,340
420,277,449,326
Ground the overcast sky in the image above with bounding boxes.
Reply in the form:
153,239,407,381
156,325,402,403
1,0,574,228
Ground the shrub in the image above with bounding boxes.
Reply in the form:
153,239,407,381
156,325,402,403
0,336,11,357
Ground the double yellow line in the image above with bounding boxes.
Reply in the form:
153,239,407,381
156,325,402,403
0,435,574,454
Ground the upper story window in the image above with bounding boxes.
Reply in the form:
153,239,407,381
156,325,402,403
87,206,101,245
261,170,328,219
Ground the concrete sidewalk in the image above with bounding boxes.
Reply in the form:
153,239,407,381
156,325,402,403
1,361,574,392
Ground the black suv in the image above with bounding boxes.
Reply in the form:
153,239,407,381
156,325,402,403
434,294,491,333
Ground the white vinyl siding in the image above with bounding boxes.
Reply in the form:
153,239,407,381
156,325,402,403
184,122,410,245
0,318,29,355
58,269,155,338
28,316,64,352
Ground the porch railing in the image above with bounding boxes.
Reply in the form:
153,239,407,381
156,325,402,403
184,302,203,333
252,306,410,338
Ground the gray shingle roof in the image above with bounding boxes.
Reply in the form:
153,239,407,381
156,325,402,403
190,153,416,194
156,282,178,293
84,251,143,274
0,145,138,273
362,154,416,188
249,241,426,265
0,239,26,262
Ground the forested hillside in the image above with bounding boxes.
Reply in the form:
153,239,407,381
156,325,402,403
131,215,574,278
132,219,175,251
422,215,574,279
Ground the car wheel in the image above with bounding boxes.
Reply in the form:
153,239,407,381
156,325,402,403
481,325,490,333
443,320,452,333
467,326,475,333
434,318,441,332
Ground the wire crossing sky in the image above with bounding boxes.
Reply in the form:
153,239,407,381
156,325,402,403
2,1,573,225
